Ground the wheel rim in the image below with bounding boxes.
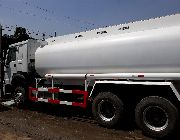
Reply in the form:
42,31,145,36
143,106,168,132
14,89,23,104
98,100,116,122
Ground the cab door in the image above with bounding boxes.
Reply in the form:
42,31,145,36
16,44,28,72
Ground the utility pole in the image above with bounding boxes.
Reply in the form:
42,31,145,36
0,24,2,97
0,24,3,97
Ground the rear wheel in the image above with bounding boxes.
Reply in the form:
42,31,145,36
135,96,179,138
92,92,124,127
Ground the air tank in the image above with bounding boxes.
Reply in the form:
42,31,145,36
35,14,180,77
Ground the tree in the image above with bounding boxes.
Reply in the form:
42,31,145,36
13,27,30,42
1,26,31,69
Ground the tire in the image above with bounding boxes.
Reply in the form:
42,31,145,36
135,96,179,138
92,92,124,127
14,86,26,106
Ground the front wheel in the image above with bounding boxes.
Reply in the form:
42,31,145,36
135,96,179,138
14,86,26,106
92,92,124,127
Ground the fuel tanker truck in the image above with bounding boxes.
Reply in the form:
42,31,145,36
2,14,180,138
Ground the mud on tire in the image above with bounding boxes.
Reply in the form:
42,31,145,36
92,92,124,127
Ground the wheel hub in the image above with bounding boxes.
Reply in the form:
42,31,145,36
143,106,168,132
98,100,116,122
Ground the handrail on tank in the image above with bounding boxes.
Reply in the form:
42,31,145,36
45,73,180,80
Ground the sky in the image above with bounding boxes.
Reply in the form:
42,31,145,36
0,0,180,39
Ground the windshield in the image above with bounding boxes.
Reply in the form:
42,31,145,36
6,47,16,65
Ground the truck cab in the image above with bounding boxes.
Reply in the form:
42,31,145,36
4,39,41,95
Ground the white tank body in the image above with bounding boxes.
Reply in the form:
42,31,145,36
35,14,180,77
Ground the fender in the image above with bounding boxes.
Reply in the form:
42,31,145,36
11,74,26,87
